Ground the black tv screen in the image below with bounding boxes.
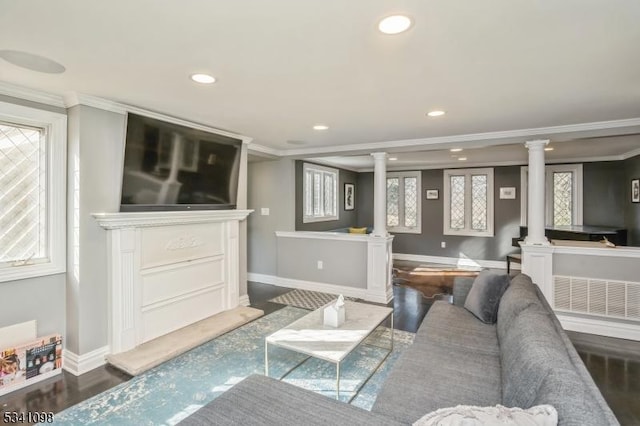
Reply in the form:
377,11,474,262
120,113,242,211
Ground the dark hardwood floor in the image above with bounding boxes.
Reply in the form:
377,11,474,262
2,280,639,425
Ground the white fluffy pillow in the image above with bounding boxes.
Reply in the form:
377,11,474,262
413,404,558,426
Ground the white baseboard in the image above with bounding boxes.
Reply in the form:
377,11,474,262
248,272,278,286
248,272,369,300
393,253,520,271
239,294,250,306
557,314,640,341
63,345,110,376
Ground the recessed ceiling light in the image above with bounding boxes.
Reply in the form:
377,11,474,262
0,50,65,74
544,147,554,151
313,125,329,130
450,148,463,152
378,15,412,35
389,157,398,161
190,73,216,84
458,157,467,161
427,110,446,117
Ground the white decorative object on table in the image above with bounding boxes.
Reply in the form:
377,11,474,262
323,295,346,327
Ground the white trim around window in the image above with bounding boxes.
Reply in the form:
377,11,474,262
0,101,67,283
386,171,422,234
520,164,583,227
443,168,494,237
302,162,339,223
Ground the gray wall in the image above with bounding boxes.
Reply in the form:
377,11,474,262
0,275,66,338
277,237,367,288
247,159,296,275
625,154,640,246
554,253,639,282
583,162,626,227
0,97,66,341
66,105,126,355
295,161,360,231
359,166,522,261
356,172,374,227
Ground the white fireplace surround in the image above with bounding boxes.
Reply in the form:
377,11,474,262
93,210,252,354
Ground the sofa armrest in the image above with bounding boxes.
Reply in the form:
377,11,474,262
180,374,403,426
453,276,475,307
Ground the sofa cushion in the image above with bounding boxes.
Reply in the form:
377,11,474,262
533,369,613,426
464,270,510,323
500,304,575,409
497,274,540,342
417,301,500,357
452,276,475,307
179,374,402,426
372,302,502,423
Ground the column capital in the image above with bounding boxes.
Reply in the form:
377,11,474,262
371,152,387,161
525,139,550,150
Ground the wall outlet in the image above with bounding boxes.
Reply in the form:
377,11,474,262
317,260,323,270
261,208,270,216
441,241,446,248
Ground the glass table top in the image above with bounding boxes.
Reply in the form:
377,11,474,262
266,300,393,363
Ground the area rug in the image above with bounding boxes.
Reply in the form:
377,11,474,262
51,306,414,425
393,263,480,299
268,289,359,310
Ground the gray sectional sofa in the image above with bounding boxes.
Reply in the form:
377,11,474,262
181,274,619,425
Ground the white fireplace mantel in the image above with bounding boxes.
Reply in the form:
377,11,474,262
93,209,252,354
93,209,253,229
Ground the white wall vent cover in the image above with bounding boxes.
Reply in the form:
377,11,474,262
554,275,640,321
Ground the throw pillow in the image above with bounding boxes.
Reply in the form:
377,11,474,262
413,404,558,426
348,227,368,234
464,270,510,324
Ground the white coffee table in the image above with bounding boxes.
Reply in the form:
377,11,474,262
264,300,393,401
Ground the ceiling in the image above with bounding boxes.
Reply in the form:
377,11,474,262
1,0,640,157
309,135,640,171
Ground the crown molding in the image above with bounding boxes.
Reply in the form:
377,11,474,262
64,92,252,143
247,143,282,157
64,93,127,114
353,153,640,173
622,146,640,160
301,157,361,173
279,118,640,157
0,81,65,108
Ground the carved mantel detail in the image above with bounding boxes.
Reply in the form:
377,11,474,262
165,235,204,251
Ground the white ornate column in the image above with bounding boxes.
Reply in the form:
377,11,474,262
521,139,552,294
524,140,549,245
371,152,388,237
368,152,393,302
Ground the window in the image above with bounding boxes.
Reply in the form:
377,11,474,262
520,164,583,226
303,163,338,223
387,171,421,233
0,101,66,282
443,168,494,237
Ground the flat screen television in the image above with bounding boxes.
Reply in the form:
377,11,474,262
120,113,242,212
